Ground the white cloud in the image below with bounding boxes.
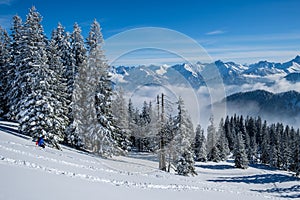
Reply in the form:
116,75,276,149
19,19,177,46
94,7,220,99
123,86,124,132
205,30,226,35
210,50,299,64
0,0,14,5
199,31,300,64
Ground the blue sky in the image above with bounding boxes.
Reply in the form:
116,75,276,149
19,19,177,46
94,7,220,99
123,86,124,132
1,0,300,65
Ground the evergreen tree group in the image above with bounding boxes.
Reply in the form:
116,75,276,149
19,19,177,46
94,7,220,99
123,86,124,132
196,114,300,174
0,6,125,156
122,95,197,176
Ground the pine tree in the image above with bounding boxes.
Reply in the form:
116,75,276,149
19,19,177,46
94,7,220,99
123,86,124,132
234,130,249,169
73,53,94,150
75,19,121,157
50,23,74,134
64,23,87,147
15,7,64,148
216,118,230,161
47,36,70,147
51,23,76,96
207,115,220,162
194,124,207,162
275,123,284,168
269,124,280,168
0,27,11,117
7,15,24,120
173,97,196,176
71,23,86,72
111,87,131,152
260,120,270,164
164,114,175,172
280,125,291,170
255,116,263,160
224,116,234,151
295,129,300,176
146,101,159,151
289,127,299,172
245,116,258,163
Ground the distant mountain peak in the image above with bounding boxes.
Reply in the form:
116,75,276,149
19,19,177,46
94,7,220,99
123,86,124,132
292,55,300,63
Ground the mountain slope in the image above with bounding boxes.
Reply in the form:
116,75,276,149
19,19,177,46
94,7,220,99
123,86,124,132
223,90,300,125
285,72,300,83
0,122,299,200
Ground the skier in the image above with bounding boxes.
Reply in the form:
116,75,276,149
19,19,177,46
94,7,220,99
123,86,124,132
36,135,45,148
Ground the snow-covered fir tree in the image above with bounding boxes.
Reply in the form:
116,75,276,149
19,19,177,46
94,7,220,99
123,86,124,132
64,23,87,147
280,125,291,170
74,19,122,157
14,7,64,148
216,118,230,161
47,36,70,147
127,100,158,152
289,127,299,172
226,115,238,152
194,124,207,162
224,116,235,151
50,23,74,129
163,114,175,172
206,115,220,162
260,120,270,164
51,23,76,97
173,97,196,176
295,129,300,176
7,15,24,120
147,101,159,150
71,23,86,73
0,27,11,117
245,116,258,164
111,87,132,152
237,116,251,164
234,130,249,169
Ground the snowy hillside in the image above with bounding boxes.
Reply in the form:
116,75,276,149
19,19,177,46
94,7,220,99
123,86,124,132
0,122,299,200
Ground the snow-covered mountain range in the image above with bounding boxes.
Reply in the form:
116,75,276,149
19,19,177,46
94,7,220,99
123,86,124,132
110,56,300,90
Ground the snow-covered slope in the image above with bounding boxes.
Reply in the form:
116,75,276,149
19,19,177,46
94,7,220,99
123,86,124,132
0,124,299,200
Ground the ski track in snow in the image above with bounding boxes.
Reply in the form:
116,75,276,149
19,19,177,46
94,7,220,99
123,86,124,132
0,154,200,191
0,153,275,199
0,131,294,199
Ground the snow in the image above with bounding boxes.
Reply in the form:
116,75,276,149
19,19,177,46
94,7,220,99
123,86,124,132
286,62,300,73
109,72,128,83
0,125,299,200
155,64,169,75
183,63,198,77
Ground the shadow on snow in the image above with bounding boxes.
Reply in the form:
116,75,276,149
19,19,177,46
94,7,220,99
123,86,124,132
252,184,300,199
208,173,298,184
196,164,235,170
208,171,300,198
